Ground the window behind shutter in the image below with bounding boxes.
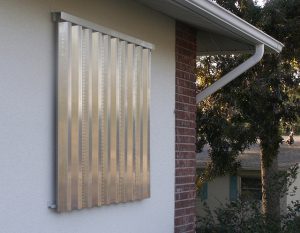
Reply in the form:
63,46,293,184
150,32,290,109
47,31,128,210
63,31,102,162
200,182,208,201
229,176,238,202
55,12,153,212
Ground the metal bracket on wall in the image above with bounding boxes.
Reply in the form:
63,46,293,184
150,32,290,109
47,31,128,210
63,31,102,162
47,202,57,210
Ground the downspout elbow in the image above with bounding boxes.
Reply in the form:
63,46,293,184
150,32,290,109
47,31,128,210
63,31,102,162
196,44,265,103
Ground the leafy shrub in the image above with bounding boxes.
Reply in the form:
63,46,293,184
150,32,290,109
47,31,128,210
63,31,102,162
196,166,300,233
196,199,300,233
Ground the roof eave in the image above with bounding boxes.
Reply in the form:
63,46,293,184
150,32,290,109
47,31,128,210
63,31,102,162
177,0,284,53
136,0,284,53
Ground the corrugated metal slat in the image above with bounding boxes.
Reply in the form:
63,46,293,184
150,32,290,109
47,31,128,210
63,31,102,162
57,22,72,212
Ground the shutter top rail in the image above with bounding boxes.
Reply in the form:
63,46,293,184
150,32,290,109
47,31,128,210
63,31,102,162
53,12,155,50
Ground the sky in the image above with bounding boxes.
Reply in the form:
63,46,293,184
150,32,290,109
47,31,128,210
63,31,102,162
255,0,266,7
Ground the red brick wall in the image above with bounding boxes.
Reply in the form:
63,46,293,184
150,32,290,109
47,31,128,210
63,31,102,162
175,22,197,233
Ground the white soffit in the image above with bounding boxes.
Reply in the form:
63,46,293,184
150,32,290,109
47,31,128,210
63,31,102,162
136,0,284,55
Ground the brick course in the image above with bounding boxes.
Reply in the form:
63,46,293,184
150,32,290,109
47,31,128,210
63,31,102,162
174,21,197,233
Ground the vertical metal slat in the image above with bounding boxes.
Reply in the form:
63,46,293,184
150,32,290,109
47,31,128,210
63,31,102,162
103,35,111,204
109,38,118,203
82,28,93,208
118,41,127,202
126,44,135,201
97,33,105,206
147,50,151,197
91,31,101,206
135,46,142,200
57,22,72,213
142,49,150,198
70,25,83,210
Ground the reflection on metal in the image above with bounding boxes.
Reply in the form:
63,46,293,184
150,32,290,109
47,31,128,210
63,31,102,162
56,17,151,212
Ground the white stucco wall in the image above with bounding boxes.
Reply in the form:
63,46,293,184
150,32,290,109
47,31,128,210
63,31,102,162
207,176,231,210
0,0,175,232
196,176,230,217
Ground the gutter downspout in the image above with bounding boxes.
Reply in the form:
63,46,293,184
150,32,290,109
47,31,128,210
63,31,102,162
196,44,264,103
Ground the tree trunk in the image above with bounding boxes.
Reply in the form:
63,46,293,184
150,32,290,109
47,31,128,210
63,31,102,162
260,148,281,231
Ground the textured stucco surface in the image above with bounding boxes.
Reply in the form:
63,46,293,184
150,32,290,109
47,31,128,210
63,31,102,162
0,1,175,232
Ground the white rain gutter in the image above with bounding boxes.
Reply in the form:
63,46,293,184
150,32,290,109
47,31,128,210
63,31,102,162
196,44,264,103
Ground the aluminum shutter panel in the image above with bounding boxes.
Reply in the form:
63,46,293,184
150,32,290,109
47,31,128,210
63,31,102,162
55,13,152,212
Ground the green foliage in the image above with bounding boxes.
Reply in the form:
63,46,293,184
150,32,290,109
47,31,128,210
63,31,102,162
196,0,300,183
196,0,300,223
197,199,300,233
196,166,300,233
262,0,300,60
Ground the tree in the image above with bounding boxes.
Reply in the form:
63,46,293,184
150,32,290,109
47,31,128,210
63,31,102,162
196,0,300,228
